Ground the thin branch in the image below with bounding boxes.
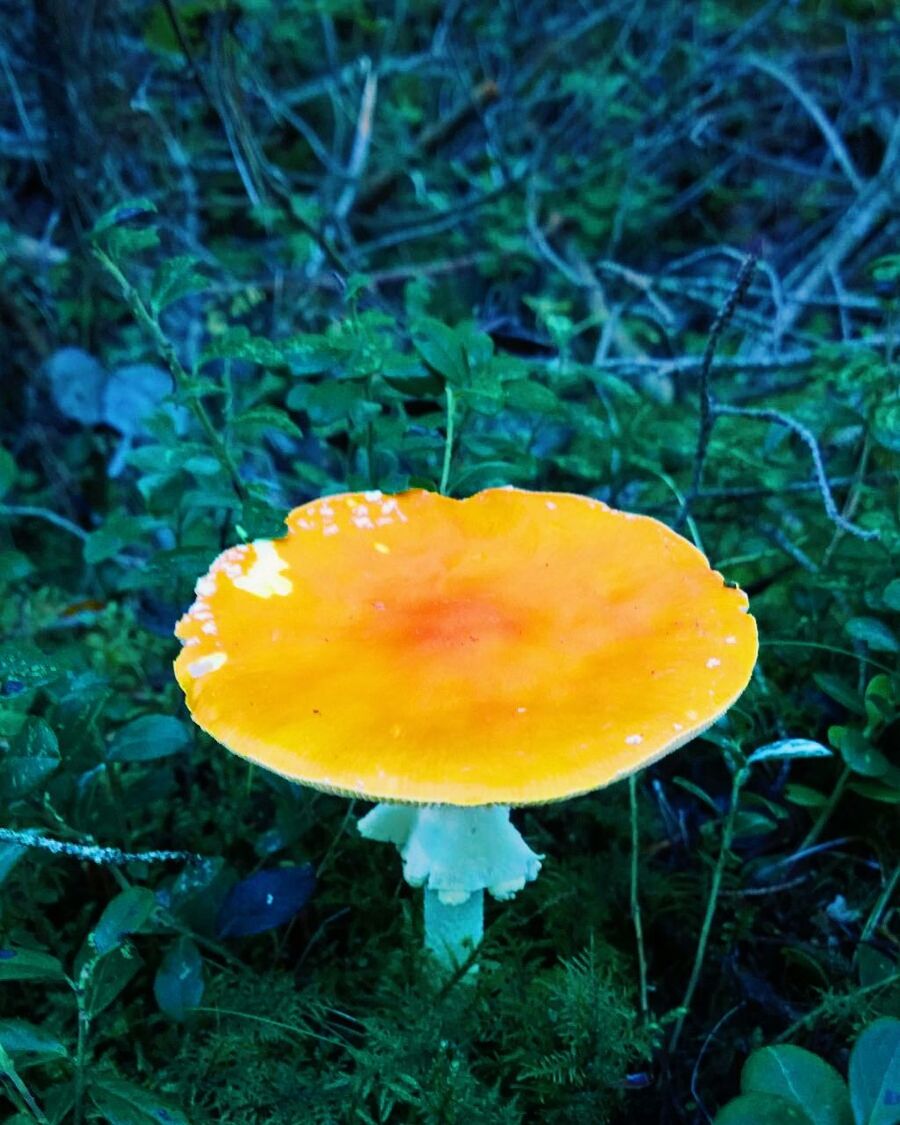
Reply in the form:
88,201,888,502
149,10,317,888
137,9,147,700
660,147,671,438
669,765,747,1055
0,505,88,540
715,405,879,540
675,254,757,531
334,60,378,222
0,827,202,867
629,774,650,1023
745,54,863,191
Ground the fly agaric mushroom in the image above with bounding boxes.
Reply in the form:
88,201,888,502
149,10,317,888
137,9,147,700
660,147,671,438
174,488,757,968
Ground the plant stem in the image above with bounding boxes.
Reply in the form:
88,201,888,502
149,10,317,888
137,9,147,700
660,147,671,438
72,963,94,1125
800,763,851,850
669,765,747,1055
92,247,247,504
862,861,899,942
105,763,131,845
629,773,649,1022
0,1057,49,1125
774,972,900,1044
439,384,456,495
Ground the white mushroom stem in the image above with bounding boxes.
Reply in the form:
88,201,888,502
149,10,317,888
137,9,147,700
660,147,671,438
357,804,543,969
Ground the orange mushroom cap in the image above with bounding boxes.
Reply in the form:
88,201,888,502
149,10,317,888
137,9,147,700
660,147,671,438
174,488,757,806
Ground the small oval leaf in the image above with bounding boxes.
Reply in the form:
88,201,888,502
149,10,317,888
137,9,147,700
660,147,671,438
93,888,157,955
216,864,316,938
741,1043,852,1125
849,1017,900,1125
154,937,204,1022
748,739,832,765
106,715,191,763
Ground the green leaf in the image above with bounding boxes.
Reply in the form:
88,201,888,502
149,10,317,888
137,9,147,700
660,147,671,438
865,676,896,726
104,225,160,259
413,319,468,386
0,838,27,885
289,380,364,425
232,405,303,440
849,780,900,804
0,644,62,690
0,445,15,499
814,673,866,717
154,936,204,1022
0,1019,67,1064
857,946,898,988
849,1018,900,1125
0,718,60,801
89,198,158,240
829,727,890,778
784,783,828,809
504,379,564,414
871,255,900,284
740,1044,852,1125
872,395,900,453
0,549,34,586
84,513,149,565
381,359,443,396
731,810,778,838
451,461,520,492
85,946,143,1017
715,1092,815,1124
748,739,832,765
671,776,719,812
883,581,900,613
106,715,191,763
92,888,158,955
201,327,284,367
118,548,219,591
846,618,899,654
0,946,66,983
150,255,207,314
89,1075,189,1125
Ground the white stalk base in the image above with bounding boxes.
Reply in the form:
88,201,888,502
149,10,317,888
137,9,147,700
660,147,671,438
358,804,542,969
424,888,484,968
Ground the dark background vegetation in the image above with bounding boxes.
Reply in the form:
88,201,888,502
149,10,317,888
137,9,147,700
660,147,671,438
1,1,898,1122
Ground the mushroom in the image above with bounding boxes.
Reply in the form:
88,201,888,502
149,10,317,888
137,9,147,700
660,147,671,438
174,488,757,968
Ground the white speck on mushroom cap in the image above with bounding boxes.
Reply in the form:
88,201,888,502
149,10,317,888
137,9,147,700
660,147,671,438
188,651,228,678
724,635,737,645
706,657,721,668
195,574,216,598
625,733,643,745
323,524,339,536
231,540,293,598
673,722,684,731
545,500,557,510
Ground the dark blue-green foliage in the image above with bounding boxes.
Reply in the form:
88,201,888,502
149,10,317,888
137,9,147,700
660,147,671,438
1,0,898,1122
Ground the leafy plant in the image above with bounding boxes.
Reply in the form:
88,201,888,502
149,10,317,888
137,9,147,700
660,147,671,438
715,1018,900,1125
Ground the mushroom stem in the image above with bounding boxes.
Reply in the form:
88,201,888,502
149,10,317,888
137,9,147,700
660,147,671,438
424,887,484,969
358,803,542,970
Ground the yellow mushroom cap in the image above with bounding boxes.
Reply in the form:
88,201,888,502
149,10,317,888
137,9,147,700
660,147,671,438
174,488,757,806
